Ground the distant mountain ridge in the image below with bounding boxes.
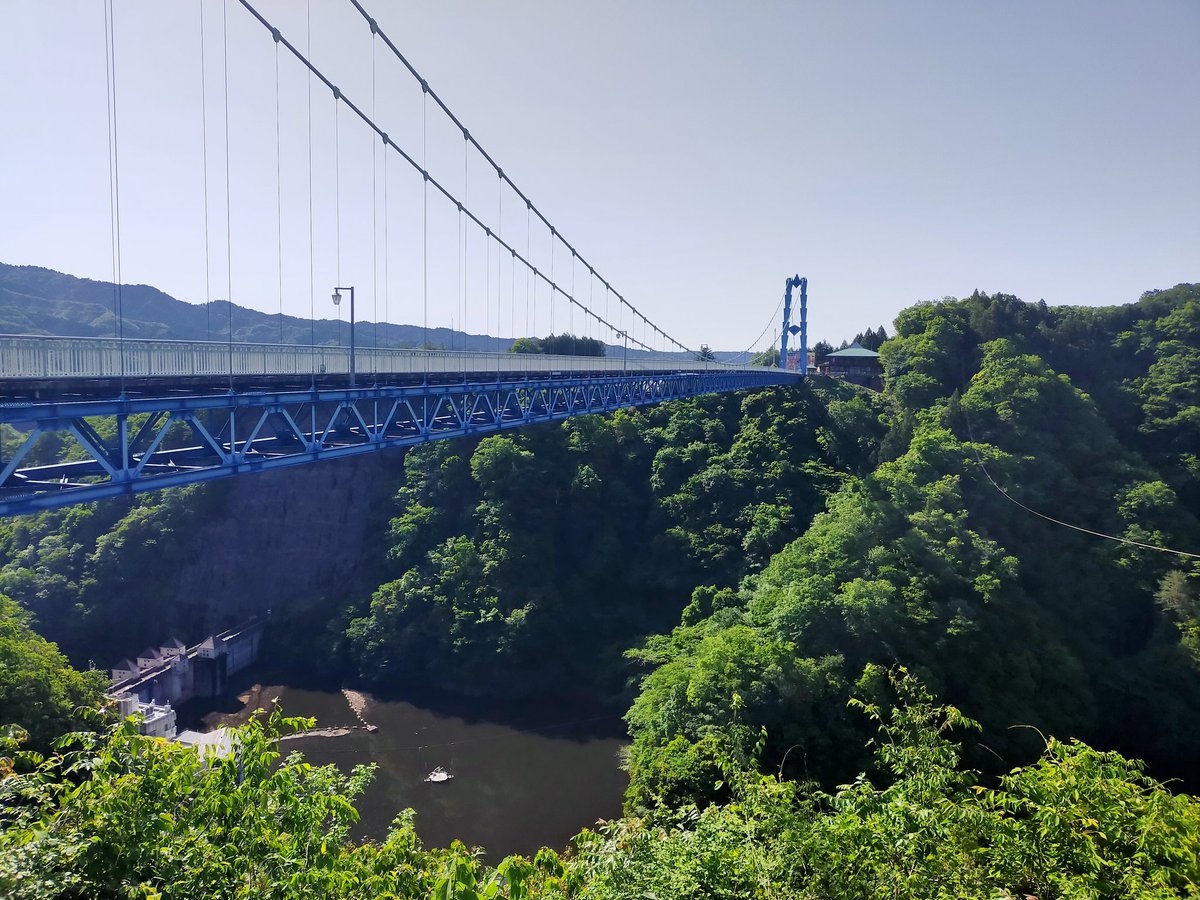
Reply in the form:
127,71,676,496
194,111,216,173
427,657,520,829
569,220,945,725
0,263,513,353
0,263,757,362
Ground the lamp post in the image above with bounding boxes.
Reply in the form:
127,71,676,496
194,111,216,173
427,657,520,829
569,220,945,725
332,286,355,387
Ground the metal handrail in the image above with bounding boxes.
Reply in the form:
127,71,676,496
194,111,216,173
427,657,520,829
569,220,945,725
0,334,774,381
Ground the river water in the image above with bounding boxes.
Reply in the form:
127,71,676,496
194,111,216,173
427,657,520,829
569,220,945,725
261,686,628,858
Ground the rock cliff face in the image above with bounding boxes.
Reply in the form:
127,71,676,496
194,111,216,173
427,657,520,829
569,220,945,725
171,450,405,634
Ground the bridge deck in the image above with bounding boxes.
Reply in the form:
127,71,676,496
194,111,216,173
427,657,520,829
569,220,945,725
0,334,753,400
0,336,797,516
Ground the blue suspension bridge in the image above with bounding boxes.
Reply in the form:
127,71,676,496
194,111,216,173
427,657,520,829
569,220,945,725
0,1,805,517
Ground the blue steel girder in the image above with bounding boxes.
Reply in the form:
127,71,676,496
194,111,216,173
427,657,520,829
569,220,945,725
0,370,796,515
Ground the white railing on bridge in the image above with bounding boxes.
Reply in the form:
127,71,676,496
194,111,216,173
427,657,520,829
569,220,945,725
0,334,770,381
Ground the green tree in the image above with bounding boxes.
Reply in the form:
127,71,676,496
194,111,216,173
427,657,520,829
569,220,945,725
0,594,105,750
811,339,833,364
566,671,1200,899
508,337,543,354
0,710,539,898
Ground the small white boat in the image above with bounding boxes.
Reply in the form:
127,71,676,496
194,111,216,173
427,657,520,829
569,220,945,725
423,766,454,784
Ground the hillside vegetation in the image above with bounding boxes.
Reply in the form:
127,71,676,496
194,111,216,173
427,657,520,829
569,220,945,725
2,283,1199,896
2,672,1198,898
340,284,1200,807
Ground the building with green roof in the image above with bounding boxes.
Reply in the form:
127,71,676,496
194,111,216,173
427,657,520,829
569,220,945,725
819,342,882,387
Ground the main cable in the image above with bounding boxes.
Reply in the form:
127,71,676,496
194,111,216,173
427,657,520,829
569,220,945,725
737,291,786,364
341,0,691,355
235,0,667,354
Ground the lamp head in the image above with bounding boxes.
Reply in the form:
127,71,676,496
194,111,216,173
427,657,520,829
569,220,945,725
332,290,342,307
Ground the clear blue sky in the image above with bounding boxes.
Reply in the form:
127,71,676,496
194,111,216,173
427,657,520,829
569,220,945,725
2,1,1196,351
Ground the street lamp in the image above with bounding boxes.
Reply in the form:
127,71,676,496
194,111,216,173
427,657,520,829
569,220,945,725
332,286,355,386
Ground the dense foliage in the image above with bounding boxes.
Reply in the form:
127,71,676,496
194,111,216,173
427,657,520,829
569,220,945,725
623,284,1200,807
345,383,867,696
3,672,1197,898
566,671,1200,899
0,594,105,751
508,333,606,357
846,325,889,351
0,486,228,663
4,281,1200,895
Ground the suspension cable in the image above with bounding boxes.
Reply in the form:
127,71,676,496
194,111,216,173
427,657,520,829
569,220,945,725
371,24,378,370
422,84,428,350
332,95,342,343
222,0,234,388
525,203,531,336
462,131,468,350
306,0,315,382
334,97,341,289
497,171,503,341
618,289,623,346
103,0,125,391
383,128,389,349
736,291,787,364
486,225,492,344
274,32,283,344
604,283,610,348
199,0,213,344
456,163,463,351
342,0,691,354
234,0,666,354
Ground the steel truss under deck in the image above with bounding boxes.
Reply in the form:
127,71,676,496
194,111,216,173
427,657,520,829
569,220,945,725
0,369,793,516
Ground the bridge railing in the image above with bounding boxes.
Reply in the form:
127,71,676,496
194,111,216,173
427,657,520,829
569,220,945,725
0,334,765,381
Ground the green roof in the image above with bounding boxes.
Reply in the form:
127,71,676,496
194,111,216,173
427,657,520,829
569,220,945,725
826,342,880,358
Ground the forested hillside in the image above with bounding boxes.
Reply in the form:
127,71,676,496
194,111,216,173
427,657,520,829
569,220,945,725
329,284,1200,806
2,283,1200,896
344,381,873,697
625,284,1200,808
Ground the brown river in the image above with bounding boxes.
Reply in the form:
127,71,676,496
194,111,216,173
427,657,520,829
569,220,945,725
194,684,629,859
